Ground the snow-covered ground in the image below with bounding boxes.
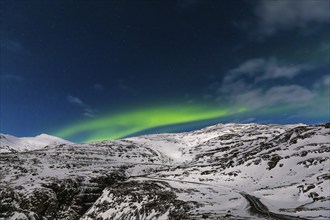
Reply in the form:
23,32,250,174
1,123,329,220
0,133,73,152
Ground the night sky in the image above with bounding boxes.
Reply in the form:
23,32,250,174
1,0,329,143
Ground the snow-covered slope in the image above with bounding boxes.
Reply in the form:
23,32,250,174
0,123,329,220
0,133,73,153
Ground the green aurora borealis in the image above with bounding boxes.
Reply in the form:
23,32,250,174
54,89,329,143
1,1,329,141
55,104,246,142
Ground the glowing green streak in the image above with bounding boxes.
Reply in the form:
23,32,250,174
55,105,245,142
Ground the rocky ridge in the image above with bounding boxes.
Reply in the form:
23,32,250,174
0,123,329,219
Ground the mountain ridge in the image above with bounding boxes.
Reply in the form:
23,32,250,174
0,133,73,153
0,123,329,220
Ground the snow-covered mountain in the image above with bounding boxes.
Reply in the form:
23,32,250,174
0,133,73,153
0,123,329,220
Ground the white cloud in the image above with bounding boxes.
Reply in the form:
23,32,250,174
213,57,316,110
67,95,96,117
313,74,330,89
232,89,264,108
255,0,330,36
232,85,314,110
225,57,311,84
260,58,311,81
265,85,314,103
217,79,252,97
229,58,265,76
67,95,85,106
83,108,96,118
323,75,330,86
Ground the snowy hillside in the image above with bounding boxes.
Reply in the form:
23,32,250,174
0,133,73,153
0,123,329,220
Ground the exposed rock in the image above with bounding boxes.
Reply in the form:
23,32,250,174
1,123,329,220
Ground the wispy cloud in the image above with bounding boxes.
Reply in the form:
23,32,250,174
225,57,312,83
83,108,96,118
313,74,330,89
254,0,330,36
67,95,96,117
210,56,320,112
67,95,85,106
231,85,314,110
323,75,330,87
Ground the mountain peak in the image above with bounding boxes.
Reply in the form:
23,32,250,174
0,133,73,153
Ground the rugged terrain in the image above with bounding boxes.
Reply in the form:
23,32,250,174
0,123,329,220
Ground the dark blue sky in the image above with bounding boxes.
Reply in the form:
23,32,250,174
1,0,329,142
